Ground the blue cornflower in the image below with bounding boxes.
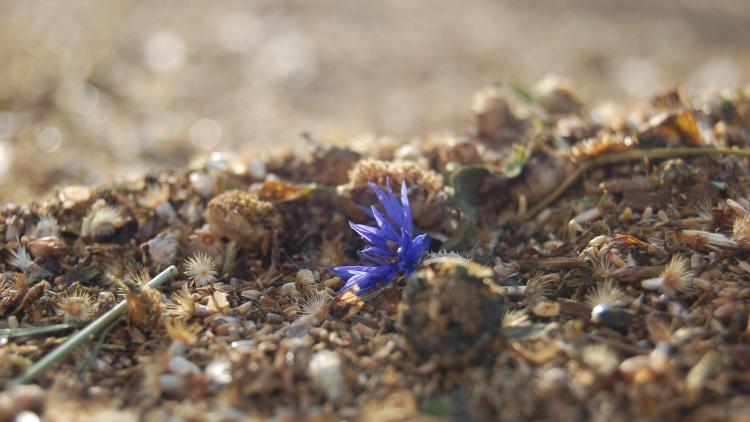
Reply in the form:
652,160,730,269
331,180,431,295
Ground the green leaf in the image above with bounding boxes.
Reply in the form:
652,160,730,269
710,180,727,191
511,81,535,104
420,395,454,416
501,146,528,179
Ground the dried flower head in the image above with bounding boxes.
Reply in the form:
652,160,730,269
82,205,121,239
55,290,96,322
586,251,617,281
184,252,217,286
733,214,750,247
331,180,430,295
165,284,196,320
189,224,223,257
582,344,618,375
347,159,444,193
138,184,170,208
7,242,33,271
127,266,152,286
205,190,283,253
585,279,626,308
524,273,557,303
299,288,331,322
642,255,694,294
645,316,672,344
502,309,530,327
660,255,694,294
340,159,452,230
36,215,60,238
164,318,200,346
0,275,23,309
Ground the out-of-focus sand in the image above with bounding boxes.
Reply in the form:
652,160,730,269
0,0,748,201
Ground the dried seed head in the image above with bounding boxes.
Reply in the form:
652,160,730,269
205,190,282,252
123,281,163,331
660,255,694,294
582,344,618,375
138,184,170,208
184,252,217,286
398,258,506,365
585,279,626,308
165,284,196,320
588,252,616,281
189,224,223,258
502,309,530,327
347,158,444,193
530,300,560,317
733,214,750,247
36,215,60,238
299,289,331,322
694,201,715,227
7,243,33,272
145,231,179,268
339,158,451,230
127,266,152,286
645,316,672,344
0,274,23,306
294,269,316,293
55,290,96,322
525,273,557,303
163,318,200,346
82,205,121,239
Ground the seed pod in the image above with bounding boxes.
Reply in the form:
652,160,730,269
205,190,283,254
295,269,316,293
398,256,506,366
337,159,453,231
27,236,68,260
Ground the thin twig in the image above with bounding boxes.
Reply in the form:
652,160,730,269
525,147,750,219
9,265,177,386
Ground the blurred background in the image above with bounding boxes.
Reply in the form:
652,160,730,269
0,0,748,201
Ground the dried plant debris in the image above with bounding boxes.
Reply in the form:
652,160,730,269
4,83,750,420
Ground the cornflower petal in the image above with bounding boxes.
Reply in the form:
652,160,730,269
370,205,400,242
400,181,413,237
348,222,388,248
368,181,404,229
332,181,430,295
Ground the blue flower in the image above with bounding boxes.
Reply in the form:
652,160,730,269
331,180,430,295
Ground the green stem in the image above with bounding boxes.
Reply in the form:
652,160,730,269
0,322,85,339
10,265,177,386
525,147,750,219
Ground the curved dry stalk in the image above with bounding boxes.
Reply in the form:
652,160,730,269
10,265,177,386
526,147,750,219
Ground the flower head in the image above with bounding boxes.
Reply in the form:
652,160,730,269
55,290,96,322
184,252,218,286
7,242,34,272
331,180,430,295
